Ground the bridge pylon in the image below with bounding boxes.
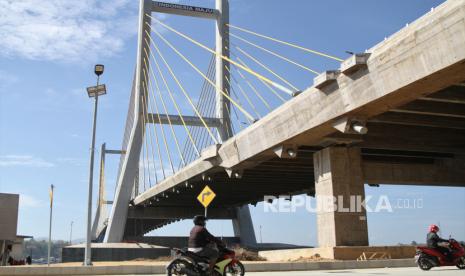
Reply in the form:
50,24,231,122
103,0,152,243
215,0,257,247
101,0,256,247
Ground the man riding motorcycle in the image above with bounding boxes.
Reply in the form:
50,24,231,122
427,224,451,261
188,215,224,275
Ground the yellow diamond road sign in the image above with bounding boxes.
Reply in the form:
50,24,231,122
197,185,216,208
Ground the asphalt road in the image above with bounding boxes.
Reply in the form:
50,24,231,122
115,266,463,275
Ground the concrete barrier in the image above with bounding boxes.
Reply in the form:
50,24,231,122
62,243,171,262
0,264,167,275
0,259,416,275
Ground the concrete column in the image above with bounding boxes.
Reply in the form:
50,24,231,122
215,0,232,141
91,144,107,239
313,147,368,247
232,205,257,247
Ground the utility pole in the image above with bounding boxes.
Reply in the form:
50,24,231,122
47,184,54,266
69,221,73,245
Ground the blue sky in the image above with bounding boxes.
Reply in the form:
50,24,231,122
1,0,464,246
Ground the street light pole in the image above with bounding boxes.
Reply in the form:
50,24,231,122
84,64,106,266
69,221,73,245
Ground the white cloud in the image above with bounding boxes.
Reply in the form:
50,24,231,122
0,0,139,62
56,157,85,166
19,194,45,208
0,155,55,167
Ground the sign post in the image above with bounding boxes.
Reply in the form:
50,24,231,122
197,185,216,217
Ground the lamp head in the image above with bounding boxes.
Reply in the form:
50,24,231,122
94,64,104,76
287,149,297,158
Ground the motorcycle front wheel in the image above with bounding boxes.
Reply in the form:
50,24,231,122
167,259,191,276
457,257,465,269
417,257,433,271
224,261,245,276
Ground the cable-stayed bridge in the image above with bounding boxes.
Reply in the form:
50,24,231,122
92,0,465,249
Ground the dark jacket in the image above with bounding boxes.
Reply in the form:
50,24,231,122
188,225,222,248
427,232,448,248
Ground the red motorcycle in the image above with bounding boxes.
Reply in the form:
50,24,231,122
415,238,465,270
167,244,245,276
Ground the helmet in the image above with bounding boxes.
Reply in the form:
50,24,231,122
193,215,207,226
429,224,439,233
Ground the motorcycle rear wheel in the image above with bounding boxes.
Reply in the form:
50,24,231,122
417,257,433,271
224,261,245,276
167,259,192,276
457,257,465,269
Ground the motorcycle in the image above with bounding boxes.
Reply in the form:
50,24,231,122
166,244,245,276
415,238,465,270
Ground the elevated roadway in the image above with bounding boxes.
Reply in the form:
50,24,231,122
106,0,465,246
132,0,464,211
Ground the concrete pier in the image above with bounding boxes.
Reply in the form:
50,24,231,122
313,147,368,247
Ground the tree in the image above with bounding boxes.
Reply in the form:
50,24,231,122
24,239,70,260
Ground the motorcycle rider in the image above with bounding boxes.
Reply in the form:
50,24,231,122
188,215,224,275
427,224,452,261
